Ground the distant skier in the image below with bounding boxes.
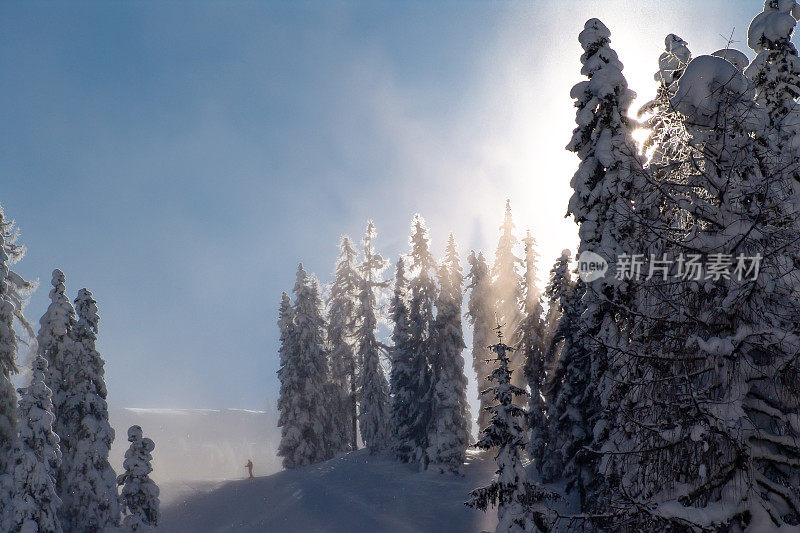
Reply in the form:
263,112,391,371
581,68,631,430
245,459,254,478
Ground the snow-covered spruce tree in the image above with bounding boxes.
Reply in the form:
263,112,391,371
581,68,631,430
490,201,525,396
0,206,35,490
745,0,800,193
634,32,694,241
637,34,691,166
592,33,695,528
466,330,552,533
746,1,800,142
0,206,36,342
541,280,593,504
566,18,643,512
538,252,578,490
355,222,391,453
466,251,496,433
427,234,470,473
0,215,20,490
60,288,119,532
277,292,294,368
4,355,62,533
516,231,547,476
634,33,694,262
278,264,335,468
276,291,295,454
327,236,360,452
605,54,800,530
518,230,540,306
388,257,413,453
540,250,571,364
117,425,159,532
36,270,76,474
654,33,691,88
394,215,436,467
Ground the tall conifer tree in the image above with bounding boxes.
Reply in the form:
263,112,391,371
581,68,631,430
540,251,571,366
0,208,20,492
605,51,800,529
277,265,335,468
427,234,471,473
388,258,413,453
746,1,800,143
36,269,76,491
516,232,547,474
566,18,642,511
467,328,552,532
0,207,34,527
356,222,391,453
327,237,360,451
60,289,119,532
277,292,294,368
0,207,35,341
542,280,592,502
117,425,159,532
394,215,436,467
466,251,495,433
5,355,62,533
491,201,525,396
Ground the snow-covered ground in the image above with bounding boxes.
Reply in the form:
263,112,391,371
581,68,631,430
161,449,498,532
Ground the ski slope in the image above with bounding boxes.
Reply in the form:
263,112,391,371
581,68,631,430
161,449,498,532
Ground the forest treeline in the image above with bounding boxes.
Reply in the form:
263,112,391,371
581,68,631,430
277,1,800,531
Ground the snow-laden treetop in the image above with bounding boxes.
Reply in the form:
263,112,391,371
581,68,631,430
710,48,749,71
578,19,624,81
568,17,636,151
671,55,761,128
75,288,99,332
39,269,73,339
127,424,155,453
656,34,691,86
748,0,800,51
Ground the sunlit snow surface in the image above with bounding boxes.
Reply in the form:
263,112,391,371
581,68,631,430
161,449,498,533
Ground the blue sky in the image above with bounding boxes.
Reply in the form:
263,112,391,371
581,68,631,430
0,1,765,410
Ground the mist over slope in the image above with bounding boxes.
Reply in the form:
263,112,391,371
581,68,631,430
161,449,498,533
109,407,281,487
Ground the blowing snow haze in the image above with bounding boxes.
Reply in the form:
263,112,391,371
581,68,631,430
108,407,281,485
